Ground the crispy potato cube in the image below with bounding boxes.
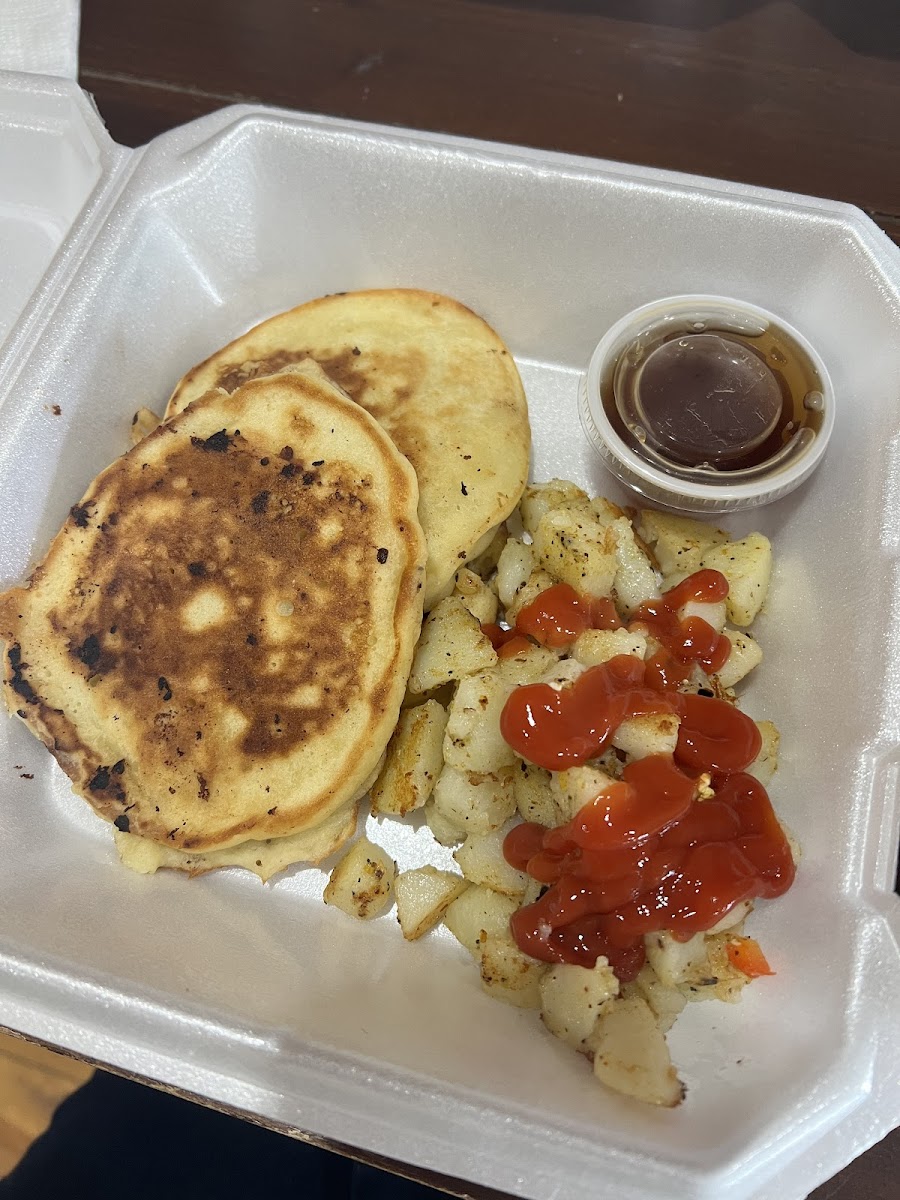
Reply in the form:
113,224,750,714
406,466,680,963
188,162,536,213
553,766,617,824
539,958,619,1047
589,994,684,1107
609,516,660,616
715,628,763,689
678,598,727,633
454,826,529,897
431,765,517,835
496,538,535,609
479,933,547,1008
519,480,591,536
644,930,710,989
504,568,557,625
454,567,499,625
533,507,617,598
497,643,558,687
395,867,469,940
513,761,560,826
443,883,519,956
443,668,515,774
467,524,509,579
632,965,687,1033
747,719,780,785
408,597,497,694
637,510,728,576
701,534,772,626
423,798,465,846
371,700,448,816
573,627,647,667
323,837,396,920
130,407,162,445
612,712,681,760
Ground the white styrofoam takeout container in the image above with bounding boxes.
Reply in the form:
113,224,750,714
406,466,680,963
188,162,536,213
0,69,898,1200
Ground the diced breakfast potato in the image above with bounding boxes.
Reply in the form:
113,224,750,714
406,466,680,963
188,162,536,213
454,826,529,897
466,524,509,579
504,568,557,626
553,766,616,824
644,929,711,989
700,534,772,626
573,627,647,667
408,597,497,693
519,479,591,536
746,720,780,785
679,598,727,633
645,929,750,1003
496,643,558,687
479,932,547,1008
323,837,396,920
609,516,660,616
454,567,499,625
588,994,684,1107
431,765,516,835
715,628,763,689
632,965,687,1033
443,883,519,957
533,507,618,598
612,712,681,760
539,958,619,1047
590,496,625,527
395,866,469,940
637,509,728,577
371,700,448,816
495,537,535,609
130,407,161,445
513,761,560,827
424,798,465,846
443,668,516,774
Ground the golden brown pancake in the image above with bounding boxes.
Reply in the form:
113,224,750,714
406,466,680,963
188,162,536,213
0,362,426,852
165,289,530,609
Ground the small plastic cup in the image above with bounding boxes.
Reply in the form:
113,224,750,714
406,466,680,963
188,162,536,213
578,295,835,513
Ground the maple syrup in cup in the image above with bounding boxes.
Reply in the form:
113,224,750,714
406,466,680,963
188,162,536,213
579,296,834,513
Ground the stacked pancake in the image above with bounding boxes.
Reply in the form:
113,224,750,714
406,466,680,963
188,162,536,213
0,291,530,878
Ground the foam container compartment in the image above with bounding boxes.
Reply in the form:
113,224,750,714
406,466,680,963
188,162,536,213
0,70,898,1200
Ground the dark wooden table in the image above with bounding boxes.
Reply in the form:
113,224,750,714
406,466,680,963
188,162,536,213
77,3,900,1198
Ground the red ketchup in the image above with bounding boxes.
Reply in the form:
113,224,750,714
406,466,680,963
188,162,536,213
497,571,794,981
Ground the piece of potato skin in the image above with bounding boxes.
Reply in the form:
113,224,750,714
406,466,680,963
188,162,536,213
395,867,469,940
371,700,448,816
323,837,396,920
454,826,529,897
443,883,519,957
408,596,497,693
539,958,619,1047
700,534,772,626
588,994,685,1108
479,932,547,1008
637,510,728,577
